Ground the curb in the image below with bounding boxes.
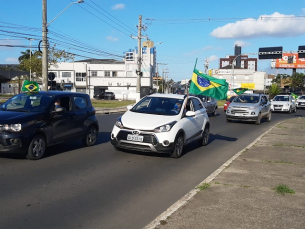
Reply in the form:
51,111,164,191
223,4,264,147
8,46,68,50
143,119,284,229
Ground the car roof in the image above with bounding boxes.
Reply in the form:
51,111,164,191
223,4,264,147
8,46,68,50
147,93,187,99
20,91,88,97
239,93,263,97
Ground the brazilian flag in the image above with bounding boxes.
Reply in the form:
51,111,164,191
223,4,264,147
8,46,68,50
189,69,228,100
233,88,248,95
291,93,298,99
22,80,39,92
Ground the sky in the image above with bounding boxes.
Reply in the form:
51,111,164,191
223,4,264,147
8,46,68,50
1,0,305,82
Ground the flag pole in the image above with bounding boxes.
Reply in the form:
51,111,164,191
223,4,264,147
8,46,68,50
184,58,198,112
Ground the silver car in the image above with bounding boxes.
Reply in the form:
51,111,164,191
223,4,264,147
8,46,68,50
296,95,305,109
195,95,218,116
226,93,271,125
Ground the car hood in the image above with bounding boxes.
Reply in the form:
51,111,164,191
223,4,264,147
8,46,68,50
271,101,290,105
122,111,178,130
297,99,305,102
230,103,259,108
0,110,39,124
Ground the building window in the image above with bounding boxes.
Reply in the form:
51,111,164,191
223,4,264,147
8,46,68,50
76,72,86,81
62,72,71,78
112,71,117,77
91,71,97,77
125,52,134,61
105,71,110,77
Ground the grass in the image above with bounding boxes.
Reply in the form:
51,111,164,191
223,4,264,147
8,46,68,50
197,183,211,191
217,100,226,106
273,184,295,195
91,99,135,108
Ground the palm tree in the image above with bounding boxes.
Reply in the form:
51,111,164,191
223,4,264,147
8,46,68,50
267,84,282,99
18,49,31,63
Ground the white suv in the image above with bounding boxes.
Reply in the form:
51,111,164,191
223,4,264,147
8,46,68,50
226,93,271,125
271,94,296,113
296,95,305,109
111,94,210,158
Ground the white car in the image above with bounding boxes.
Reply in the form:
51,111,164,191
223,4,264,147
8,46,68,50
111,94,210,158
271,95,296,113
296,95,305,109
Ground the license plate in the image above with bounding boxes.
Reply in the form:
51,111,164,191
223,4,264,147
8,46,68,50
274,107,281,110
127,134,144,142
235,113,243,116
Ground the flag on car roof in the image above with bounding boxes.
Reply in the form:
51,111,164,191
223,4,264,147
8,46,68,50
233,88,248,95
189,69,228,100
291,93,298,99
21,80,39,92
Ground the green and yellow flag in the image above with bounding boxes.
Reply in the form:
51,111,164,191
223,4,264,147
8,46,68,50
233,88,248,95
21,80,39,92
189,69,228,100
291,93,298,99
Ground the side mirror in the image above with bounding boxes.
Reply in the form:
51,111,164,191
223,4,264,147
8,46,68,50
185,111,195,117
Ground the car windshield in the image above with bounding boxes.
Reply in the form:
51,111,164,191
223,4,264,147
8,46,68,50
298,96,305,100
131,97,184,115
234,95,259,103
229,96,236,102
0,93,53,112
273,96,289,101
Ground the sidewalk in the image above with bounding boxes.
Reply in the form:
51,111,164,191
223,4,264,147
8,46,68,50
145,117,305,229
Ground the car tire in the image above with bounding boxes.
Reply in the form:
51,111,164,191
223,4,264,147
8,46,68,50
82,125,98,147
226,118,231,122
288,107,292,114
26,134,46,160
255,113,262,125
212,107,218,116
266,111,272,122
170,134,184,158
198,126,209,146
293,107,297,113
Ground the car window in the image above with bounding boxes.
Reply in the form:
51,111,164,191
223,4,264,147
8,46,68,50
54,96,71,111
191,98,203,111
234,95,259,103
74,96,87,110
131,97,184,115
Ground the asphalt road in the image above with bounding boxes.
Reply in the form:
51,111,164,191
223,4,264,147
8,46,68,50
0,109,304,229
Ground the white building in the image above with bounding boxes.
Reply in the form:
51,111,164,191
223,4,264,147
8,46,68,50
211,68,268,96
48,41,157,100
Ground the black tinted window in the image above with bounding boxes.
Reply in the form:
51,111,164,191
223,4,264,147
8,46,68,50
74,96,87,110
192,98,203,111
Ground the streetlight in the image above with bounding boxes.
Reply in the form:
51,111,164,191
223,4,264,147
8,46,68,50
42,0,84,91
26,38,35,81
231,54,243,94
156,63,167,92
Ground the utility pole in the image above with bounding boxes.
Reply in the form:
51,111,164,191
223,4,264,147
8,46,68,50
42,0,48,91
156,63,167,93
136,15,142,102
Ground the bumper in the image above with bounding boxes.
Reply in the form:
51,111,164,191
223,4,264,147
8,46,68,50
271,108,290,112
226,114,258,122
0,133,25,154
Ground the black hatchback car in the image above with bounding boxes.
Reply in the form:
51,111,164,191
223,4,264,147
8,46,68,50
0,91,99,160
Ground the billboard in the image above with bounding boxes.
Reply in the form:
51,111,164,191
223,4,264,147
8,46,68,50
273,53,305,69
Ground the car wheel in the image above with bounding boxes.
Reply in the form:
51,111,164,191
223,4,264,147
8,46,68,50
293,107,297,113
266,111,272,122
82,125,98,146
288,107,292,114
170,134,184,158
212,107,218,116
255,113,262,125
198,126,209,146
226,118,231,122
26,134,46,160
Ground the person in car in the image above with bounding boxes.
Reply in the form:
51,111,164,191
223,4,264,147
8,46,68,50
54,99,63,110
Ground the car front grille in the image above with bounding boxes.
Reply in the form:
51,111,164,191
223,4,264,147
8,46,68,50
117,130,158,145
273,105,283,108
230,109,249,114
119,142,152,152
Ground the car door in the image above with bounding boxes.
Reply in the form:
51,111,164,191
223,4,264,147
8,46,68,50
191,98,205,136
206,97,214,113
260,95,270,115
51,95,79,142
72,95,90,138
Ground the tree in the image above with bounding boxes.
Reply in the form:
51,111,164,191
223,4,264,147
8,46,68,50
18,44,74,78
267,83,282,99
290,72,305,94
272,74,290,85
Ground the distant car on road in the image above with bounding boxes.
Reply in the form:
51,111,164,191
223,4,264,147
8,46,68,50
296,95,305,109
94,92,115,100
226,93,271,125
193,95,218,116
224,96,236,112
271,94,296,113
0,91,99,160
111,93,210,158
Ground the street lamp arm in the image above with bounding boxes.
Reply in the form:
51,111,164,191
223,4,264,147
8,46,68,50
47,1,84,27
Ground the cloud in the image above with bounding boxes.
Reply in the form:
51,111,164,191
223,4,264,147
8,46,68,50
209,55,218,62
5,57,18,64
211,12,305,39
112,4,125,10
106,36,119,42
234,40,251,47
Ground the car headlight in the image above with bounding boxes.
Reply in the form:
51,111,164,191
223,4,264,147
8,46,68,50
115,117,124,129
154,121,177,133
248,106,256,110
0,124,22,132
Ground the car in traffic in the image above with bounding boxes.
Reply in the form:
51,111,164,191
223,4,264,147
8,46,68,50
224,96,236,112
226,93,271,125
270,94,296,113
111,93,210,158
192,95,218,116
0,91,99,160
94,91,115,100
296,95,305,109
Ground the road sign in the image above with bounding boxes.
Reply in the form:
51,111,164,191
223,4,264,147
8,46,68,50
258,47,282,59
298,46,305,58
